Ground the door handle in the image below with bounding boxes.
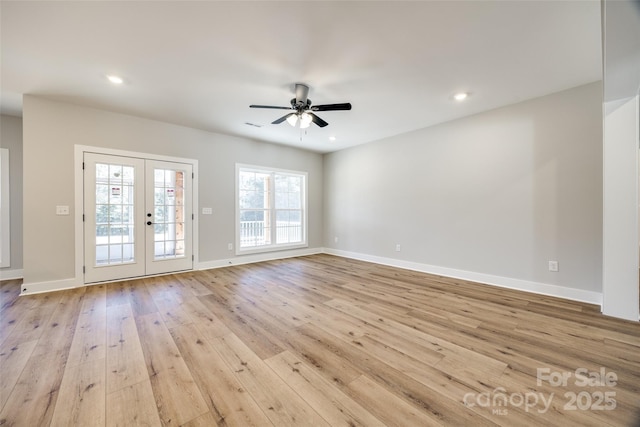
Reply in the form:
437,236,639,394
146,221,153,226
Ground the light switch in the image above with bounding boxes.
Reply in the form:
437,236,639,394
202,207,213,215
56,205,70,215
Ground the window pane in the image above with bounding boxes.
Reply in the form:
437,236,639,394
154,169,165,186
175,240,185,256
240,210,264,222
164,170,174,186
96,163,109,180
240,189,267,209
154,223,166,240
96,184,109,204
109,205,123,223
122,205,133,224
154,206,166,222
155,188,165,206
122,244,134,262
166,188,176,205
276,210,289,223
288,193,301,209
153,167,187,261
122,166,134,182
290,210,301,223
240,210,267,247
122,185,134,204
239,171,255,190
96,245,108,265
275,190,288,209
109,165,123,184
275,175,288,192
238,167,305,251
95,161,137,266
155,242,165,257
289,225,302,243
109,244,123,263
289,176,301,192
173,206,184,224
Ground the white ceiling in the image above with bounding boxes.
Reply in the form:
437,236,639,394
1,1,602,153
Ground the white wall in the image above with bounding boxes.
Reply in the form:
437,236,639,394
601,0,640,320
22,96,323,287
324,82,603,302
603,97,639,320
0,115,23,279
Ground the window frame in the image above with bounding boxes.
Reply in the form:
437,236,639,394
235,164,308,255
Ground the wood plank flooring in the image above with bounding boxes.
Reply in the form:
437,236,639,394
1,254,639,426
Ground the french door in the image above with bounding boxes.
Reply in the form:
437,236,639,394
84,153,193,283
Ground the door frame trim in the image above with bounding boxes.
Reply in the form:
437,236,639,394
74,145,199,285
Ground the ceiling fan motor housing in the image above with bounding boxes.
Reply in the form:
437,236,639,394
291,98,312,111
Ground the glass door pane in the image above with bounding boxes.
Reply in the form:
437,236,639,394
95,162,136,265
152,168,186,260
145,160,192,275
84,153,145,283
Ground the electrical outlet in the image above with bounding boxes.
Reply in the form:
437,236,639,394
548,261,559,272
395,244,401,252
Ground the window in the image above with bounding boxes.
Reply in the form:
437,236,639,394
237,164,307,253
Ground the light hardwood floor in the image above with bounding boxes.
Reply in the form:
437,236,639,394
1,254,639,426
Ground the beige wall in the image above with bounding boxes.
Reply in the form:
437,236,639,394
22,96,323,285
0,115,23,276
324,82,603,294
20,82,606,301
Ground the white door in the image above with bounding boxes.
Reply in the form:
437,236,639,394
84,153,193,283
145,159,193,275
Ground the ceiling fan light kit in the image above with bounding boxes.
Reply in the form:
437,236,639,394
250,83,351,129
286,114,298,127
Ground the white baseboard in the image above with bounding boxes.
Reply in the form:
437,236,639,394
20,277,79,295
197,247,323,271
0,268,24,281
16,247,604,308
17,248,323,295
323,248,603,306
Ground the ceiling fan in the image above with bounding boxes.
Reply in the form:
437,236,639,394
250,83,351,128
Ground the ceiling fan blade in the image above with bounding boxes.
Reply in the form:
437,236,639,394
309,113,329,128
272,112,296,125
311,103,352,112
250,104,292,110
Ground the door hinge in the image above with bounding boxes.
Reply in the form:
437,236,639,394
83,266,86,274
82,162,85,170
192,255,194,261
192,172,194,179
192,213,194,220
83,214,85,222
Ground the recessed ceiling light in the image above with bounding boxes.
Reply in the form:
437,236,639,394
454,92,468,101
107,75,124,85
329,136,337,141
